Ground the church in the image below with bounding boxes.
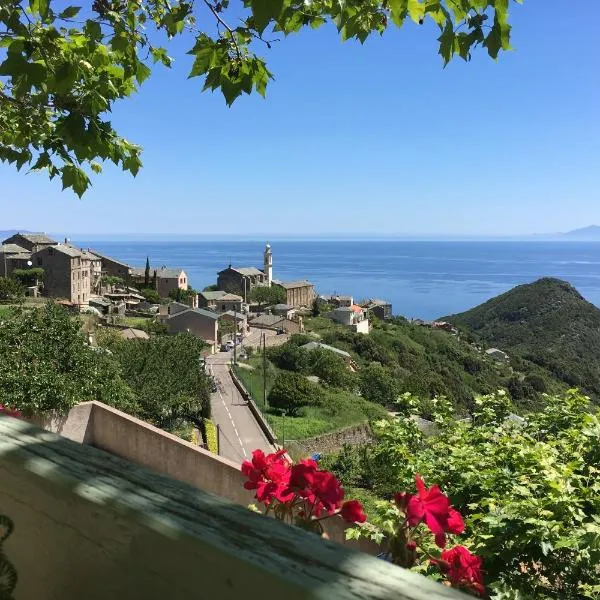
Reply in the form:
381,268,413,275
216,244,315,308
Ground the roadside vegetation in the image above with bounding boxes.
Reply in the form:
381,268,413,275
0,303,211,442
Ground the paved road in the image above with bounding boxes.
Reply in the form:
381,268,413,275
206,329,276,463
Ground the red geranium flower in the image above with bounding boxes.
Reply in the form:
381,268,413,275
407,474,451,536
311,469,345,513
436,545,485,597
241,449,293,505
340,499,367,523
434,507,466,548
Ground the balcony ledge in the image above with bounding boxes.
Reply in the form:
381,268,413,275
0,415,464,600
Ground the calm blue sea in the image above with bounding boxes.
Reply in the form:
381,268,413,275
72,240,600,319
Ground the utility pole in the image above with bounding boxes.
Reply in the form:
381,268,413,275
263,331,268,408
233,306,237,366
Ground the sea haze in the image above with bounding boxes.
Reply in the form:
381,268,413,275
72,240,600,320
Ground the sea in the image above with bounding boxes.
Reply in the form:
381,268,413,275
72,240,600,320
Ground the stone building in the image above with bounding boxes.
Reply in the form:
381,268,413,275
216,266,267,300
163,302,219,353
3,232,57,253
0,244,32,277
199,290,244,313
34,244,91,307
272,280,315,308
156,267,188,298
216,243,314,307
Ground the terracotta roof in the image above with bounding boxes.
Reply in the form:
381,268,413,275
350,304,363,313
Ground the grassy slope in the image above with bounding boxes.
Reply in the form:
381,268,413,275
234,356,386,440
446,277,600,397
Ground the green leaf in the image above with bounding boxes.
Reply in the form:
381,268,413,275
90,162,102,174
136,62,152,85
388,0,408,27
29,0,49,19
407,0,425,24
437,21,455,65
59,6,81,19
250,0,285,35
61,165,90,198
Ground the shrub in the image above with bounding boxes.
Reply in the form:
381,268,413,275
359,362,400,406
141,288,161,303
0,277,23,302
268,371,320,416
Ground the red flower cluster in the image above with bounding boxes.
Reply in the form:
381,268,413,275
436,545,485,597
0,405,22,419
397,474,465,548
389,475,484,596
241,450,366,525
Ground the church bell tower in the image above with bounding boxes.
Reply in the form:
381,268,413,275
264,243,273,287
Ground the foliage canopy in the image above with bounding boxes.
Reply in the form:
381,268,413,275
1,0,521,195
326,390,600,599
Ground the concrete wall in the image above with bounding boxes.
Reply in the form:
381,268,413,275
0,416,460,600
352,319,370,334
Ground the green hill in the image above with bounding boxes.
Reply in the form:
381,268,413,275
302,314,551,414
446,278,600,398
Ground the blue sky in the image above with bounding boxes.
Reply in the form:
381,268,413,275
1,0,599,238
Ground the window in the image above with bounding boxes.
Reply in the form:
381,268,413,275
222,304,226,311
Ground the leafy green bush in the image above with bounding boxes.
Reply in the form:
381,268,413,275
0,277,23,302
140,287,161,303
307,348,356,389
268,371,320,416
11,267,44,286
337,390,600,598
359,362,400,406
0,303,136,415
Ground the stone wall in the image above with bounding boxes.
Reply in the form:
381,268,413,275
288,422,374,458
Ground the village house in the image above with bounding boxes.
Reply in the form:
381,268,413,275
198,290,244,313
360,298,393,320
162,302,219,353
329,305,370,334
3,232,57,253
216,266,267,300
219,311,248,341
34,244,91,307
0,243,32,277
155,267,188,298
248,313,302,334
272,280,315,308
89,250,132,280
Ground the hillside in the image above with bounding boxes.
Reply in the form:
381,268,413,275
446,278,600,398
302,314,555,414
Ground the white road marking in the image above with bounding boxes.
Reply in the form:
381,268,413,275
215,374,247,458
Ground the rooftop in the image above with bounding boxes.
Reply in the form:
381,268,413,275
231,266,264,276
272,304,294,311
120,327,150,340
249,314,284,327
300,341,351,358
0,243,28,254
200,290,227,300
88,249,131,269
156,267,185,279
168,306,220,321
7,232,57,245
221,293,243,301
51,244,84,258
273,279,313,289
221,310,246,321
